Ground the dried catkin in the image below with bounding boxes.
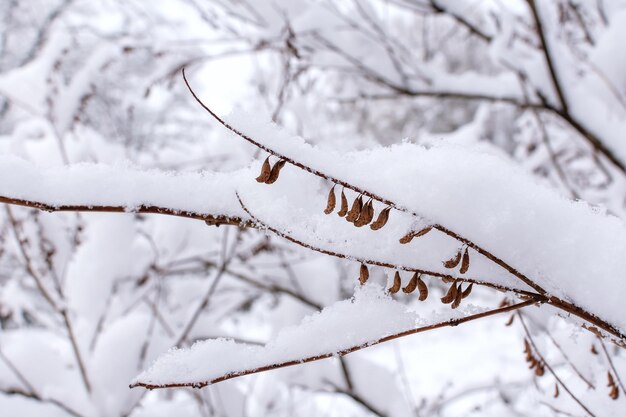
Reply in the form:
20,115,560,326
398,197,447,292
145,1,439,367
403,272,419,293
338,189,349,217
370,207,390,230
359,264,369,285
388,271,401,293
255,157,271,183
443,250,462,269
265,159,287,184
324,185,336,214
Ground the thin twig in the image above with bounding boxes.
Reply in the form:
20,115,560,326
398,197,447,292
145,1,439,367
518,312,597,417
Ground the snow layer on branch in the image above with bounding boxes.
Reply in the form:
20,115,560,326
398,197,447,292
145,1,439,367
0,155,247,218
225,111,626,334
133,285,484,386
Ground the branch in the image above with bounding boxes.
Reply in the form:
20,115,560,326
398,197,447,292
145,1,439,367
0,196,253,228
518,312,597,417
131,299,538,389
182,69,626,345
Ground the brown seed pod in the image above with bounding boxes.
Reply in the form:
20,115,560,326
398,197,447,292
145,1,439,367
265,159,287,184
354,199,374,227
554,383,559,398
535,363,545,377
608,371,615,387
505,314,515,326
459,247,470,274
337,189,349,217
399,231,416,244
388,271,401,294
591,344,598,355
461,283,473,299
417,275,428,301
440,281,458,304
346,195,363,223
256,156,271,183
443,250,462,269
451,285,463,309
609,384,619,400
370,207,390,230
324,185,336,214
403,272,419,294
415,226,433,238
523,339,531,354
359,263,369,285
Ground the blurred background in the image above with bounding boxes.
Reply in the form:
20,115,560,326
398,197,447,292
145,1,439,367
0,1,625,416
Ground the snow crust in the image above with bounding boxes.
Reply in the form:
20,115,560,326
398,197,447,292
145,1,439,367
133,285,483,386
0,155,247,218
226,112,626,334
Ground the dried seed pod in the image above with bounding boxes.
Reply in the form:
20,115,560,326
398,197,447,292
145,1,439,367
359,263,369,285
265,159,287,184
414,226,432,238
354,199,374,227
459,247,470,274
535,363,545,377
345,195,363,223
591,344,599,355
554,383,559,398
461,283,473,299
255,156,271,183
523,339,531,354
370,207,390,230
451,285,463,309
388,271,401,294
440,281,458,304
337,189,349,217
403,272,419,294
399,231,416,244
443,250,462,269
324,185,336,214
609,384,619,400
505,314,515,326
417,275,428,301
608,371,615,387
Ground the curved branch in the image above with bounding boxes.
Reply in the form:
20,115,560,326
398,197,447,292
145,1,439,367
236,192,542,299
131,299,538,389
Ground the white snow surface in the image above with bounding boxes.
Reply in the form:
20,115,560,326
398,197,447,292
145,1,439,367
133,284,483,386
2,111,626,336
226,111,626,335
0,155,247,218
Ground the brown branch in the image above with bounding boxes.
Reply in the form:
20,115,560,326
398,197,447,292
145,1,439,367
428,0,492,42
183,68,625,343
5,207,92,393
598,336,626,394
181,68,546,296
518,312,597,417
0,196,253,228
236,192,543,300
527,0,569,114
131,299,538,389
0,387,85,417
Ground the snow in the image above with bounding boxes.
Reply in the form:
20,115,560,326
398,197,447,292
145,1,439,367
224,111,626,334
132,284,484,387
0,154,247,219
2,111,626,337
